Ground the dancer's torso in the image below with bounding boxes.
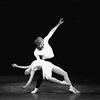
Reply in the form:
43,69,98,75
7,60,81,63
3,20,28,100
31,59,53,70
34,39,54,59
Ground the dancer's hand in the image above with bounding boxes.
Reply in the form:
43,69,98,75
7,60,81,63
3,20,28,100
12,63,18,68
58,18,64,25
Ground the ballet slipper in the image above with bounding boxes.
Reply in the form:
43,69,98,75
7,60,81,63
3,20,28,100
31,88,39,94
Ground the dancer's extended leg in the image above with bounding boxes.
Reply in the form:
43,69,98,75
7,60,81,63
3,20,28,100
47,77,64,84
52,65,72,86
51,65,80,94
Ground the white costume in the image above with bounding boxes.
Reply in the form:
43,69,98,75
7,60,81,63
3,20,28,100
31,59,53,79
34,35,54,60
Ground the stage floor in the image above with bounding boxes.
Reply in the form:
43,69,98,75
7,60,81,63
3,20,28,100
0,76,100,100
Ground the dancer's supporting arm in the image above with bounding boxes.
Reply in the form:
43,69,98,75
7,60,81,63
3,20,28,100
44,18,64,42
12,63,30,69
22,69,36,88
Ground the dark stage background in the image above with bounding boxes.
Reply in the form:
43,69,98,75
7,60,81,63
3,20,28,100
0,1,100,83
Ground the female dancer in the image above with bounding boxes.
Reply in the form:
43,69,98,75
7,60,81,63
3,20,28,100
12,18,80,94
12,59,80,94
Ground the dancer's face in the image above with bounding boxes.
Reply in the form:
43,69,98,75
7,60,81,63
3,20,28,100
37,41,44,50
34,37,44,50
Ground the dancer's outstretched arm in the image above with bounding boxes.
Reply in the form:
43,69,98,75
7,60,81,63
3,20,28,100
22,69,36,88
12,64,30,69
44,18,64,41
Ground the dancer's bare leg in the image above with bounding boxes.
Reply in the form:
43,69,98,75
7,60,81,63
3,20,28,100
46,77,64,84
46,69,71,85
46,74,80,94
51,65,80,94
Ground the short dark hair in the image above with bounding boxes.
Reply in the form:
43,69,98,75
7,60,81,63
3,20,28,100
34,37,43,46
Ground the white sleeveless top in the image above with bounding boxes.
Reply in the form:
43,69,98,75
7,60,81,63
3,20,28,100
34,37,54,59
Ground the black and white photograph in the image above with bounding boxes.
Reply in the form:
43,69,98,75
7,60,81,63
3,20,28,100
0,0,100,100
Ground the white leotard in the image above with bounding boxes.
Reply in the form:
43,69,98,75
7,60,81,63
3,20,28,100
31,59,53,79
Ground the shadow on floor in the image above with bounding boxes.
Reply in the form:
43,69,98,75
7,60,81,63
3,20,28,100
0,76,100,100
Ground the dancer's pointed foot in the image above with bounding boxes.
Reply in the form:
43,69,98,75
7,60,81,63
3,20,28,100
69,86,80,94
31,88,39,94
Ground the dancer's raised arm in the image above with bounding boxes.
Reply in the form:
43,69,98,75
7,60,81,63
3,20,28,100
44,18,64,42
